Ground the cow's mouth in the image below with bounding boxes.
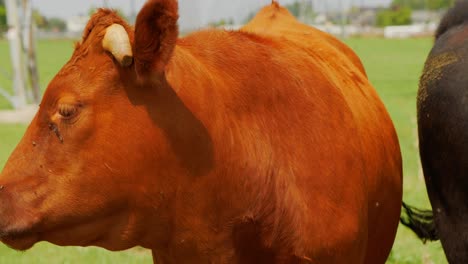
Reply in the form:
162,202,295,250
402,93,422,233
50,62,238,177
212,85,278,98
0,210,42,250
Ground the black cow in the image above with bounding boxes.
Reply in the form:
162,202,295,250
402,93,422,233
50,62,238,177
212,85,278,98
401,1,468,263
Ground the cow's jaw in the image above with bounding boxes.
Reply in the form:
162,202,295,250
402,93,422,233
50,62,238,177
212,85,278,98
0,209,41,250
0,207,135,251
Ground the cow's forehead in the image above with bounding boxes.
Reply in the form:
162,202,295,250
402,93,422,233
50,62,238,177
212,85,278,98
37,10,134,105
43,62,111,105
41,75,81,106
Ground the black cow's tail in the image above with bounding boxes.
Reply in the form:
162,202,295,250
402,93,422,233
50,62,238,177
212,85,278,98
400,202,439,243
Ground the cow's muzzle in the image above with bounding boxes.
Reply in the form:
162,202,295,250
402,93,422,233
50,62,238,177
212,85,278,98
0,182,42,250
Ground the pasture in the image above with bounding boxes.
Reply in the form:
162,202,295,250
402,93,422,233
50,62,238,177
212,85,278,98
0,37,447,263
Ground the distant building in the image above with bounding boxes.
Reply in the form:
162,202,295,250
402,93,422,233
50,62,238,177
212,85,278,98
313,13,328,25
66,16,89,34
178,0,268,32
411,10,443,24
218,24,241,30
348,7,383,26
179,1,203,32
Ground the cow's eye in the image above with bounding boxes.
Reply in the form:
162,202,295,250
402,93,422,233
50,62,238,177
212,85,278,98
58,104,78,119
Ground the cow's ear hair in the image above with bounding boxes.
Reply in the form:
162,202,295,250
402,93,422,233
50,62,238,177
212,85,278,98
134,0,179,80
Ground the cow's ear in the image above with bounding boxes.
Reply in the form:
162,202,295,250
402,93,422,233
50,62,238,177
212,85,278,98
134,0,179,80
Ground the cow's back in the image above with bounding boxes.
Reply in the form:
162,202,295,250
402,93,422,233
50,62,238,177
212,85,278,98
242,2,367,75
242,3,402,263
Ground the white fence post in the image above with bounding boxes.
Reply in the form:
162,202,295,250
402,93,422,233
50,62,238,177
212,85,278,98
5,0,27,109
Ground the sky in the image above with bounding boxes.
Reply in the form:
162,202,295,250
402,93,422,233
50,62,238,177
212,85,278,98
32,0,392,31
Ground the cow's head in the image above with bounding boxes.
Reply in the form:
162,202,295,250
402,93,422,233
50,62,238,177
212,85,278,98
0,0,192,251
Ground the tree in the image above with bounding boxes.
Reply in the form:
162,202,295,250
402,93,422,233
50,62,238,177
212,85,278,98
208,18,236,28
283,1,315,24
426,0,454,10
32,8,47,28
377,6,412,27
47,17,66,32
0,0,6,32
30,9,65,32
391,0,453,10
286,1,301,17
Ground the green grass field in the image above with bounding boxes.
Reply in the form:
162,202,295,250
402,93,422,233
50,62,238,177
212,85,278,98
0,38,447,263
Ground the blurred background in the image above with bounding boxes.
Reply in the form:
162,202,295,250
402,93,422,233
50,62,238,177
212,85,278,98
0,0,456,263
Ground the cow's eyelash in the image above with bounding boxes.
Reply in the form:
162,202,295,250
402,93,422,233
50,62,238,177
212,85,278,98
58,105,77,118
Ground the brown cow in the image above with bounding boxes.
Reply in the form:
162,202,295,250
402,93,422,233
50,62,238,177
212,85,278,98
0,1,402,263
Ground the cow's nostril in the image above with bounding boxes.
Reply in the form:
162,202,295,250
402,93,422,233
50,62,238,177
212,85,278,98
0,186,4,191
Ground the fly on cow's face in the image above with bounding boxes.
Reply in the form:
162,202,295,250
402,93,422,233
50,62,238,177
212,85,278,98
49,123,64,143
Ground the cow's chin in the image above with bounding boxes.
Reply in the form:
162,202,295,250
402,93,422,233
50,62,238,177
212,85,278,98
39,214,137,251
1,234,39,251
1,227,133,252
1,210,138,251
45,230,134,251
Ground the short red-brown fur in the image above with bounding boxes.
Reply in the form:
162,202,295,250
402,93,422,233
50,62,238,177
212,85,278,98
0,1,402,263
